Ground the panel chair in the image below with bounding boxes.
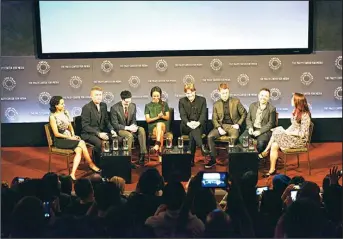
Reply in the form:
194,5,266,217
181,108,208,155
147,108,174,161
44,124,75,174
281,121,314,175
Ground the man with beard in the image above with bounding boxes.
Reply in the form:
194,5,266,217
206,83,247,168
239,88,276,154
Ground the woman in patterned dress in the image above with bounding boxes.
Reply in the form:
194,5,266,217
259,93,311,177
49,96,100,180
145,86,170,162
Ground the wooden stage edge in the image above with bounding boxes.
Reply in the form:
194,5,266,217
1,143,342,192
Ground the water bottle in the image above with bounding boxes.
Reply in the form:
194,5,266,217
103,140,110,152
166,137,172,149
248,138,255,151
112,137,119,151
123,137,129,150
242,136,249,148
228,137,234,148
177,137,184,149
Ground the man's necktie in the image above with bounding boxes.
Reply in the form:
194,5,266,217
124,107,128,119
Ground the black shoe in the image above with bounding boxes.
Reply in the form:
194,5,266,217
138,154,146,166
262,169,277,178
205,158,216,169
89,166,101,174
201,145,210,155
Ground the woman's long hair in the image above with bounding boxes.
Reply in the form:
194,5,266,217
150,86,164,113
292,93,311,123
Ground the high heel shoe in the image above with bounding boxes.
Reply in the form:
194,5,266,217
89,165,101,173
258,151,269,159
262,169,277,178
70,175,77,182
151,142,161,155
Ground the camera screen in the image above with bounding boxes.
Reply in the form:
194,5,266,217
43,202,50,218
256,186,269,195
17,178,25,183
291,190,298,201
201,172,228,188
293,185,301,190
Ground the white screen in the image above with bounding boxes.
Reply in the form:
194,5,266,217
38,1,310,54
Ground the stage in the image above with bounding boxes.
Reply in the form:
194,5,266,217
1,143,342,192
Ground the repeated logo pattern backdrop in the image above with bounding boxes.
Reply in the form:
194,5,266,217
1,51,341,123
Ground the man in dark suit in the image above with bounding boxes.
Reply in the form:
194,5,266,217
110,90,147,166
179,84,209,165
81,86,116,166
239,88,276,153
206,83,247,168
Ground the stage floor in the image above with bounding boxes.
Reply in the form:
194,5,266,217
1,143,342,192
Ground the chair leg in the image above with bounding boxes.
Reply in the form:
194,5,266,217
67,155,71,175
147,137,151,162
48,152,52,172
284,154,287,175
307,151,311,175
297,154,300,168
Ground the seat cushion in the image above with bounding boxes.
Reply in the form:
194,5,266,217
150,132,173,140
181,134,206,141
281,147,308,153
214,136,231,142
51,147,74,154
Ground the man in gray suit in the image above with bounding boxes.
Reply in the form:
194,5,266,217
110,90,147,165
239,88,276,153
206,83,247,168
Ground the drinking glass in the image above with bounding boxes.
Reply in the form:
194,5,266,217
123,137,129,150
177,137,184,149
166,137,172,149
248,138,255,151
112,137,119,151
242,136,249,148
228,137,234,148
103,140,110,152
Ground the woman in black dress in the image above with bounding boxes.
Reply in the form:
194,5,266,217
49,96,100,180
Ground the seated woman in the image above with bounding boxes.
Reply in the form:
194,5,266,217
145,86,170,162
49,96,100,180
259,93,311,177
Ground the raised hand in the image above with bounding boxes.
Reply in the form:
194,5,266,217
329,166,342,185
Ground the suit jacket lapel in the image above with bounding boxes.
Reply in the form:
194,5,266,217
127,104,133,124
261,102,269,122
91,102,100,124
219,101,224,122
229,98,233,120
252,102,258,122
118,104,125,124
